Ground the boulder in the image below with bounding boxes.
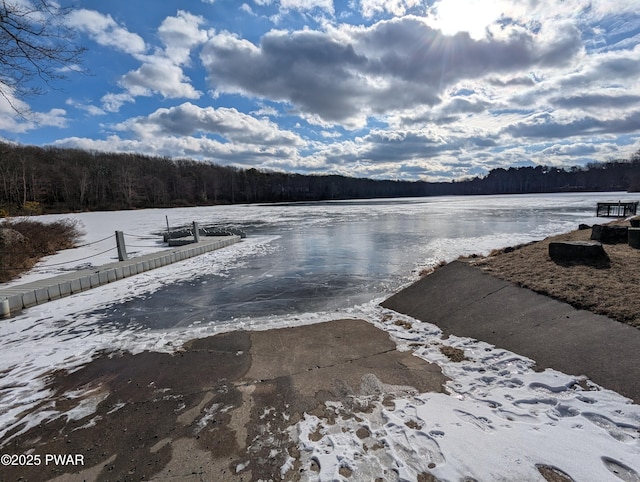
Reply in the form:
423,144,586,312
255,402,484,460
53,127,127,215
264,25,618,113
578,223,591,230
0,228,25,247
590,224,628,244
549,241,608,262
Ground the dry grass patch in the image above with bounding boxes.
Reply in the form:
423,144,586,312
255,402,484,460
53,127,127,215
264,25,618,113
394,319,413,330
439,345,469,362
0,218,82,283
473,220,640,328
418,260,447,278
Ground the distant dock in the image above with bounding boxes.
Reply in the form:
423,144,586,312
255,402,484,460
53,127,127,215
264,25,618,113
596,201,638,217
1,235,240,317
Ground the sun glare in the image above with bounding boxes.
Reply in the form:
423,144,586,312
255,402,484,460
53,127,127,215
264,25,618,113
428,0,504,40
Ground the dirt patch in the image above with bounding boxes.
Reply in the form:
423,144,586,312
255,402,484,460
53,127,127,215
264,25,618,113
537,464,575,482
472,219,640,328
394,319,413,330
439,345,469,362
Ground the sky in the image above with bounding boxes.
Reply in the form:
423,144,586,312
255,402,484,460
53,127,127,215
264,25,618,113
1,0,640,181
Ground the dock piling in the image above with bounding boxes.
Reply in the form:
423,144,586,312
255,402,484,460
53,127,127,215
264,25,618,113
115,231,128,261
193,222,200,243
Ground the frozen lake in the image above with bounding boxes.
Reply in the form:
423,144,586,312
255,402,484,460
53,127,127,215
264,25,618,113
4,191,640,349
76,191,639,329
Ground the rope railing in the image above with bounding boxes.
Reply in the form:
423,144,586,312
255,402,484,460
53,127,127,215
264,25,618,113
123,233,161,240
126,244,164,248
1,234,115,255
43,247,118,267
0,246,117,270
74,235,114,248
2,222,211,272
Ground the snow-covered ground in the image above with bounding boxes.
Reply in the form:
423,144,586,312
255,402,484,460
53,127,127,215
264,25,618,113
1,193,639,480
295,306,640,481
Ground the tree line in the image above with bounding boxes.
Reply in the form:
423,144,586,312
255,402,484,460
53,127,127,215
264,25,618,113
0,142,639,215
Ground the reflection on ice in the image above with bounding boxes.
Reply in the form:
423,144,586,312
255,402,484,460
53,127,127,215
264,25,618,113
49,191,639,329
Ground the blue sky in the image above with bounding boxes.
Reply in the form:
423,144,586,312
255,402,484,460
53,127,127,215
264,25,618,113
1,0,640,181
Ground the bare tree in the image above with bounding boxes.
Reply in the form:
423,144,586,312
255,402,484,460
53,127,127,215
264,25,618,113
0,0,84,114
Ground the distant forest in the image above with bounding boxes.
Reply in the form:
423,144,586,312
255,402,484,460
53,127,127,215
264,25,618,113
1,142,639,215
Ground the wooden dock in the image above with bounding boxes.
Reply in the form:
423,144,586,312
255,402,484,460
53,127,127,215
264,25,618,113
596,201,638,217
1,235,241,317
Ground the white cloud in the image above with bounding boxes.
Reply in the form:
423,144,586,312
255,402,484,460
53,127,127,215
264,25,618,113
241,3,255,14
158,10,210,65
200,15,582,128
54,133,301,168
359,0,422,18
251,103,280,117
280,0,334,13
65,99,106,116
33,109,68,129
0,116,32,135
100,93,135,113
101,11,212,110
114,102,304,147
52,102,308,168
66,9,146,55
425,0,502,40
120,61,202,99
425,0,640,42
0,92,68,133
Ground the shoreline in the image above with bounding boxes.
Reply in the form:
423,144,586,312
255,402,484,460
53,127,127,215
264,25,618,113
470,218,640,329
383,259,640,403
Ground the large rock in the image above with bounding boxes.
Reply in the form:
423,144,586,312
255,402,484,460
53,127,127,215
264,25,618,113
549,241,608,262
590,224,628,244
0,227,25,247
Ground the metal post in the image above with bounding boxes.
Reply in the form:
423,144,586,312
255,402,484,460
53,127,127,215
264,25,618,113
193,222,200,243
115,231,128,261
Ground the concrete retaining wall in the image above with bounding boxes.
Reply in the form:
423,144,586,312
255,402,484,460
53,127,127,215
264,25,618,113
0,236,241,317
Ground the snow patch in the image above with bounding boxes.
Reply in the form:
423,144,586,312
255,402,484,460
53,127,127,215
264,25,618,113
289,306,640,481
